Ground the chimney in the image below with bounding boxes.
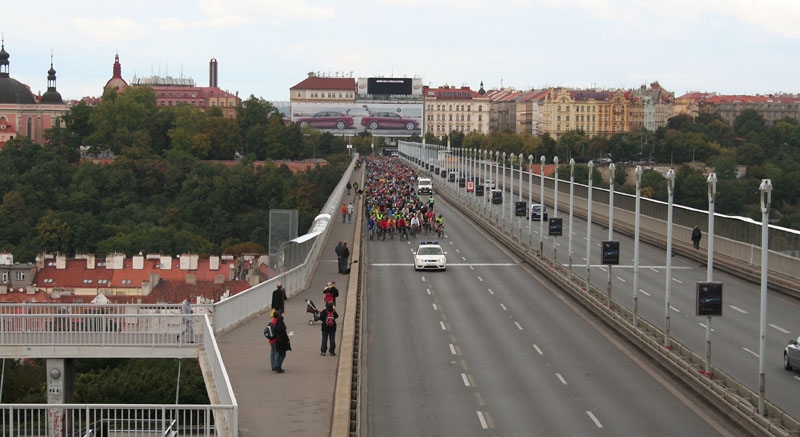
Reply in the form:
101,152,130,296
209,58,218,88
210,256,220,271
86,254,95,270
56,254,67,270
133,255,144,270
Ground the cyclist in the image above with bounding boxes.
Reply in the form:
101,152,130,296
409,215,420,238
435,214,444,237
367,215,377,240
397,215,408,239
379,216,389,240
387,216,396,239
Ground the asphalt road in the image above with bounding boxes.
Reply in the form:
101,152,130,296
362,193,738,435
439,173,800,421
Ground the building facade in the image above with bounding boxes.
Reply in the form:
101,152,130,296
699,94,800,126
289,72,356,117
0,40,71,148
423,84,489,137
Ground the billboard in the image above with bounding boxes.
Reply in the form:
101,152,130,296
696,282,723,316
367,78,413,96
292,102,423,137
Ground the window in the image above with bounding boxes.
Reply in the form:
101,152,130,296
83,279,93,284
1,272,7,283
122,279,132,285
557,106,561,112
15,272,25,281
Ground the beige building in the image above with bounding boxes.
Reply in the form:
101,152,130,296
289,72,356,114
629,82,675,131
423,84,490,138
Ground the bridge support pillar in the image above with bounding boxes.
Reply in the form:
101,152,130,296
47,358,74,436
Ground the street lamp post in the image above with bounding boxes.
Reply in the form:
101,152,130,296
528,154,534,248
758,178,772,415
495,151,500,223
607,162,616,306
553,156,559,261
501,152,507,226
519,155,524,243
509,153,515,234
539,155,546,256
704,173,718,375
483,150,488,217
664,168,676,348
568,159,575,278
586,160,595,291
633,166,643,326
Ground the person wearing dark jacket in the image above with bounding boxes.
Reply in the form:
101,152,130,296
324,281,339,306
691,225,702,249
271,283,287,314
319,302,339,356
335,241,343,273
269,310,291,373
340,242,350,274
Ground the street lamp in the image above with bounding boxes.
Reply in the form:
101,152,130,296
633,166,643,326
552,156,559,260
758,178,772,416
501,152,507,226
586,160,595,292
509,153,516,234
568,158,575,278
495,151,500,222
519,155,524,243
607,162,616,305
704,172,718,375
664,168,676,349
528,154,534,247
539,155,546,256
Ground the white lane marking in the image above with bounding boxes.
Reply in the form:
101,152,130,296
477,411,488,430
488,288,495,295
743,347,759,358
587,411,603,428
581,257,587,262
616,276,626,282
795,376,800,383
500,303,508,311
469,265,475,271
478,276,484,282
449,344,457,355
729,305,748,314
371,263,518,266
598,267,607,272
514,321,523,330
461,373,471,387
533,344,543,355
582,236,588,241
426,288,432,295
698,323,715,332
449,241,454,245
650,267,659,272
770,324,791,334
440,321,447,331
596,242,602,247
672,277,683,284
421,276,427,282
456,248,461,253
556,373,567,385
670,305,680,313
639,289,651,296
432,303,438,311
555,242,561,247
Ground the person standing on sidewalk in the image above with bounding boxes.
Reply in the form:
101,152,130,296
319,302,339,356
335,241,343,273
691,225,702,249
324,281,339,306
178,297,193,343
271,283,287,315
269,310,291,373
341,203,348,223
340,242,350,274
347,202,354,223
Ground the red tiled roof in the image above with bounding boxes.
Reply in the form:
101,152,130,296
290,77,356,91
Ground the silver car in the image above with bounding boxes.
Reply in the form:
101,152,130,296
784,336,800,370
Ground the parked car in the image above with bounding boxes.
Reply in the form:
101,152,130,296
785,337,800,370
296,111,354,130
361,112,419,130
530,204,548,221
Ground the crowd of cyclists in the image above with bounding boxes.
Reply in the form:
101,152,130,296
359,155,445,241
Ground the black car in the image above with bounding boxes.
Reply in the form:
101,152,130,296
440,169,447,178
490,189,503,204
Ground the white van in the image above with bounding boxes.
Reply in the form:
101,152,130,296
417,177,433,194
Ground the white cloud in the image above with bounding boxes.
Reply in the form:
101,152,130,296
71,17,146,41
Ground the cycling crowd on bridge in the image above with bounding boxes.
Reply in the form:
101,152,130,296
359,155,444,240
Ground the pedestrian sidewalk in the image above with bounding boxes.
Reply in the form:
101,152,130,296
216,179,362,436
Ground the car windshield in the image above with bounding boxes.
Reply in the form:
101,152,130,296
417,247,443,256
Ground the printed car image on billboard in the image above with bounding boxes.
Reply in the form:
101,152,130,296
292,102,423,137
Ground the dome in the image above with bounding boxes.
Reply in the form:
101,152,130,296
40,88,63,104
0,76,36,104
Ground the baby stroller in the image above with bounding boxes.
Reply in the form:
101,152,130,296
305,299,321,325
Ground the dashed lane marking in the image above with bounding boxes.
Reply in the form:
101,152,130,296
370,263,519,267
488,288,495,295
770,324,791,334
432,303,438,311
440,321,447,331
743,347,759,358
478,276,484,282
616,276,626,282
449,344,457,355
556,373,567,385
461,373,471,387
533,344,543,355
587,411,603,428
514,321,523,330
477,411,489,430
639,289,651,296
500,303,508,311
729,305,747,314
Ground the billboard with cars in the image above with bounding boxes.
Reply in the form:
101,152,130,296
291,102,423,137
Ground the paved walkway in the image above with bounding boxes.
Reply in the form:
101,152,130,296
217,185,361,436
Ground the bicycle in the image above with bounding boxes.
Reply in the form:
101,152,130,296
436,224,444,238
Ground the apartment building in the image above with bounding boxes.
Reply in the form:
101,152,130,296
423,84,489,138
699,94,800,126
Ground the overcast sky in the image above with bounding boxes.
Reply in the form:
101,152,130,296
4,0,799,102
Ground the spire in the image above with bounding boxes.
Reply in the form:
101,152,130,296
47,49,57,89
478,80,486,95
0,33,10,78
112,51,123,78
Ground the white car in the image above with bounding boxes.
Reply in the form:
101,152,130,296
484,179,496,189
414,241,447,271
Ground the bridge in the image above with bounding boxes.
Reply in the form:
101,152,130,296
2,145,800,436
